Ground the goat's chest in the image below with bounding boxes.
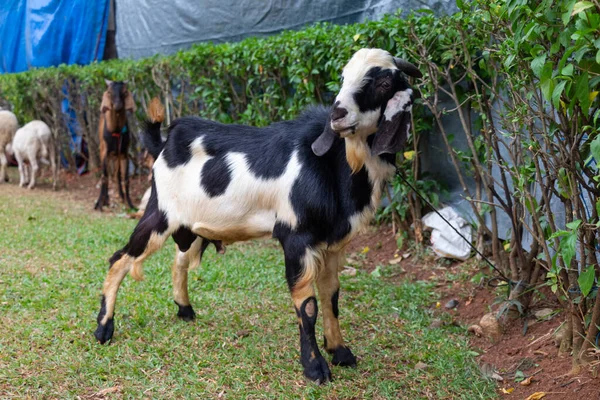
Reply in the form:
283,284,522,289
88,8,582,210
332,156,395,249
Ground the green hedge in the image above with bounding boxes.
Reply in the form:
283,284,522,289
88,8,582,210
0,11,430,169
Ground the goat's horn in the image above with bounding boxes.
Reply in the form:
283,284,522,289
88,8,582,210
393,57,423,78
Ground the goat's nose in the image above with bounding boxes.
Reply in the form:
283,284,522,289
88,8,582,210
331,106,348,122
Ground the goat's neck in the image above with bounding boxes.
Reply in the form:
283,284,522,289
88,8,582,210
345,137,395,182
105,110,127,133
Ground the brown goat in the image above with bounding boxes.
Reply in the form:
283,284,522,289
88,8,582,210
95,80,136,211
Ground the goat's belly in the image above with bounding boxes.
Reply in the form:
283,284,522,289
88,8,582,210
191,210,276,243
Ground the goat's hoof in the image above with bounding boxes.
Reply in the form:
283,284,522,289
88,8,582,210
94,202,102,211
94,319,115,344
303,355,332,384
331,346,357,367
175,301,196,321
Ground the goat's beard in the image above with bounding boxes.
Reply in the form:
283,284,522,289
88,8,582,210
345,137,369,174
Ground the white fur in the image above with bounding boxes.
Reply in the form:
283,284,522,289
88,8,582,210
384,89,413,120
11,120,57,190
0,110,19,183
153,139,302,243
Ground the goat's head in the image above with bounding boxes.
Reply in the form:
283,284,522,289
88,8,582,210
312,48,422,171
101,80,136,127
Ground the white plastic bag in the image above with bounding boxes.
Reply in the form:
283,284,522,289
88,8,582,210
422,207,472,260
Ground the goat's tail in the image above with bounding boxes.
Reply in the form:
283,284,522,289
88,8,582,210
142,97,166,159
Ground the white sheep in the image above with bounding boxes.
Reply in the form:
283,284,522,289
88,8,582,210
10,120,57,190
0,110,19,183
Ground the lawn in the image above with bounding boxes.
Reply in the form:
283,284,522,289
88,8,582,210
0,187,496,399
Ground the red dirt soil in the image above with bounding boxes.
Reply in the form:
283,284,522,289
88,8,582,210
5,165,600,398
347,225,600,400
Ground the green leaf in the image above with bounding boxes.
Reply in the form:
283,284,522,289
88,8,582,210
566,220,582,230
552,80,568,109
578,265,596,297
591,136,600,162
571,1,594,16
561,64,574,76
531,54,546,78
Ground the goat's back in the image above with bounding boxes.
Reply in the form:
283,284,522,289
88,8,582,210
0,110,19,148
12,120,52,159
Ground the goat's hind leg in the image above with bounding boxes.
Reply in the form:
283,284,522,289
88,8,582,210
317,250,357,367
94,159,109,210
0,151,7,182
120,156,135,209
94,205,171,344
171,231,224,321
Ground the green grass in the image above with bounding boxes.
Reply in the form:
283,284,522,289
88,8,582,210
0,188,497,399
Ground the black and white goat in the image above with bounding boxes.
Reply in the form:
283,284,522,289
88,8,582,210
94,48,421,383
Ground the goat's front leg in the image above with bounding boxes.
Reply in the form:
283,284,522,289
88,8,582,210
317,250,357,367
282,237,331,384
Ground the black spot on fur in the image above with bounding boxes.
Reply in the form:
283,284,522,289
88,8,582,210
201,156,232,197
172,226,197,252
94,296,114,344
331,289,339,319
353,67,409,113
175,301,196,321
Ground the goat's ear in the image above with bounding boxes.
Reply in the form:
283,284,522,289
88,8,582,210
371,89,413,156
100,91,112,113
393,57,422,79
311,120,338,156
124,90,136,112
104,79,113,87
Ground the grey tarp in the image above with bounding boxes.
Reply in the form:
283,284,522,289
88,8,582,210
115,0,457,60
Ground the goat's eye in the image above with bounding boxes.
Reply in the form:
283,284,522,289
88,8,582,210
380,81,391,90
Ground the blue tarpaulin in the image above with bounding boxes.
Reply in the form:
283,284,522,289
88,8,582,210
0,0,109,73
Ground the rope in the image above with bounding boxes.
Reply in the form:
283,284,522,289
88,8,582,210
395,169,511,283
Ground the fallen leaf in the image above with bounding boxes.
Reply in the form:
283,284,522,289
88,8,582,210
414,361,428,370
435,302,441,309
520,376,533,386
479,363,504,381
361,246,370,254
467,324,484,337
370,266,382,278
92,386,120,397
389,257,402,265
501,387,514,394
533,350,548,356
341,266,357,276
402,253,411,258
525,393,546,400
